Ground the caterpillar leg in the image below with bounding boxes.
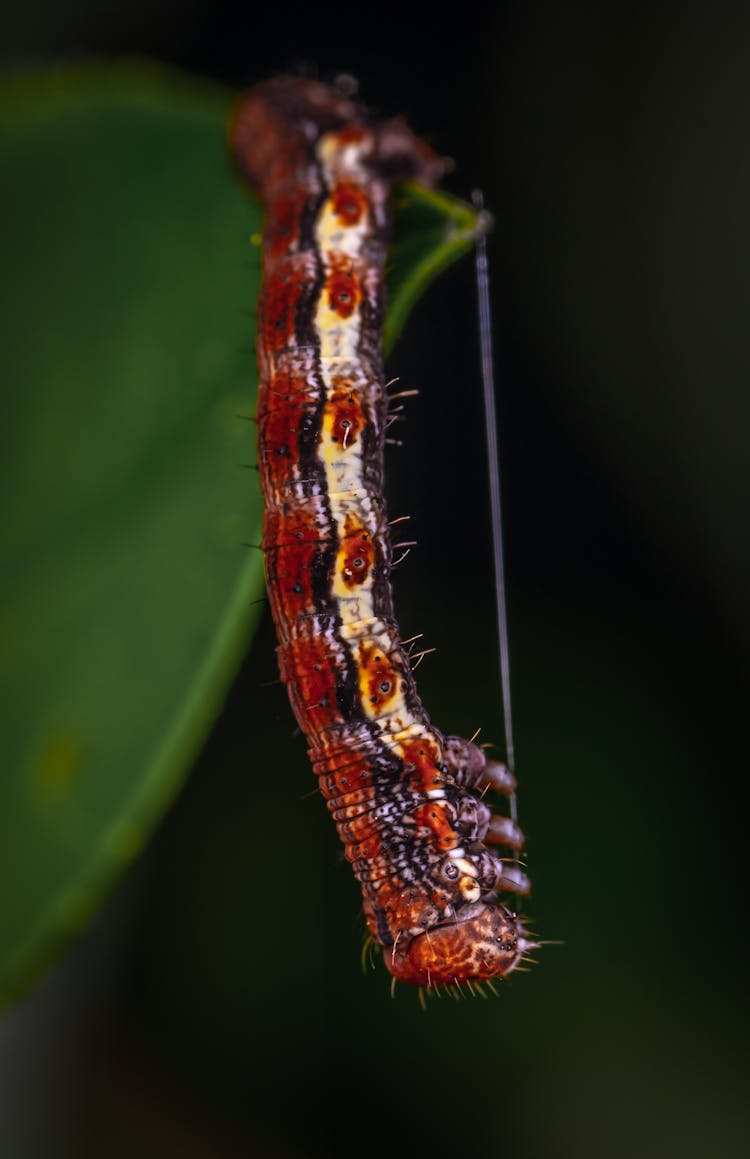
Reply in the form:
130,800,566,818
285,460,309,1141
443,734,527,881
493,861,531,896
485,813,525,850
442,736,517,796
481,759,518,796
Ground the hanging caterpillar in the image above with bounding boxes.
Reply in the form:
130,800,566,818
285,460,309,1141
230,75,534,989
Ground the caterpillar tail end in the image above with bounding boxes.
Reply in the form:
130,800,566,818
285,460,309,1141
382,901,534,989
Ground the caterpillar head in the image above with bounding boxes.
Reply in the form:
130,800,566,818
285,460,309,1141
383,901,529,988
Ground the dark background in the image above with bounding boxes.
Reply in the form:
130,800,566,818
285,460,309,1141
1,3,748,1157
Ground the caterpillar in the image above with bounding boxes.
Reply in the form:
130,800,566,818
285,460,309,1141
230,75,534,989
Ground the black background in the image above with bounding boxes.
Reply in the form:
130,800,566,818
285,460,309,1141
1,3,748,1157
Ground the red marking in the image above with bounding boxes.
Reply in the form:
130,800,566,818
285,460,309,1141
332,125,367,146
331,180,367,226
257,404,301,459
264,188,307,259
412,802,458,851
256,376,323,497
328,381,366,447
257,369,319,416
326,254,360,319
339,516,375,589
357,641,400,713
317,758,375,800
259,270,304,352
400,738,443,792
277,635,343,735
232,75,533,991
344,831,383,866
263,501,329,551
264,541,319,623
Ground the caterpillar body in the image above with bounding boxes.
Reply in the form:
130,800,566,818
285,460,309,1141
230,75,533,988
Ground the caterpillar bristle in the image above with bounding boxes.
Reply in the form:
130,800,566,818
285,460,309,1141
234,73,537,996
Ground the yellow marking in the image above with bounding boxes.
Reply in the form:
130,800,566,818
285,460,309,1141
316,362,376,388
459,877,482,903
332,547,373,608
360,688,411,724
313,134,428,748
316,196,368,258
335,591,375,625
332,595,368,622
375,725,438,762
339,617,386,639
319,403,363,489
316,135,370,256
317,310,361,359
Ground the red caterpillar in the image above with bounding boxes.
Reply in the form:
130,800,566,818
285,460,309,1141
230,76,533,989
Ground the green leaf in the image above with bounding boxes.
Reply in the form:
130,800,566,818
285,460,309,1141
385,184,481,351
0,62,480,1004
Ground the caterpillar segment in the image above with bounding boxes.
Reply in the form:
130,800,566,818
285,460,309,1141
231,75,533,988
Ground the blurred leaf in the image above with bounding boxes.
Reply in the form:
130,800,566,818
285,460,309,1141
0,62,480,1003
385,184,480,349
